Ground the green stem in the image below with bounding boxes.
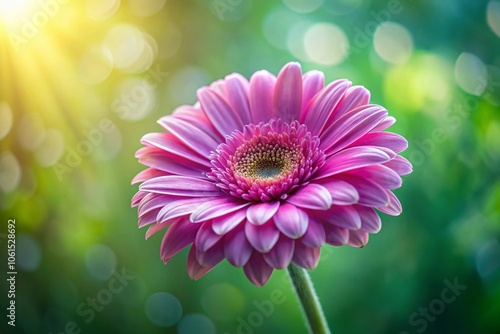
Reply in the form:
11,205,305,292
287,263,331,334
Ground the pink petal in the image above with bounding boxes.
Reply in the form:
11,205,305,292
355,205,381,233
196,241,225,267
224,73,252,124
274,62,302,123
212,209,247,235
292,242,320,269
132,168,167,184
287,184,332,210
340,175,390,207
316,147,391,179
187,244,214,280
263,235,295,269
273,203,309,239
195,221,223,252
172,105,223,142
137,148,208,178
140,176,221,197
301,79,351,135
346,165,402,189
224,226,253,267
377,190,403,216
141,133,211,167
145,218,178,239
249,70,276,123
246,201,280,225
321,105,388,154
131,191,147,207
158,117,219,157
300,218,326,248
317,179,359,205
301,70,325,111
323,205,361,230
347,230,369,247
348,131,408,153
157,197,211,223
190,198,250,222
323,223,349,246
330,85,371,122
161,219,200,263
243,252,274,286
384,156,413,175
372,116,396,131
138,193,169,217
197,87,244,137
245,220,280,253
138,208,161,228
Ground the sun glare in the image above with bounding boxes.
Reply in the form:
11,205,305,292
0,0,37,27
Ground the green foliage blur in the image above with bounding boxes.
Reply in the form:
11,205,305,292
1,0,499,333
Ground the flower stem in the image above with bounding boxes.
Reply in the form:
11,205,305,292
287,263,331,334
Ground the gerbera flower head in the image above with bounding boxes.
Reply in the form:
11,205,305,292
132,62,412,286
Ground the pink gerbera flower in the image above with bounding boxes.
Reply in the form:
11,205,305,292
132,62,412,286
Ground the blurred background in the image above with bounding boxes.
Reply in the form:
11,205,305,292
1,0,499,333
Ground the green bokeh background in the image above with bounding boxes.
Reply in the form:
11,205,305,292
1,0,499,333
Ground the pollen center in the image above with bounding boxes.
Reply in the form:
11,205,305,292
207,119,325,202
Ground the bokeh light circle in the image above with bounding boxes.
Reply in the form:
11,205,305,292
303,23,349,65
17,114,46,151
79,46,114,85
487,1,500,37
282,0,323,14
128,0,166,17
17,234,42,271
145,292,182,327
454,52,487,96
178,314,216,334
85,0,120,20
373,22,413,64
35,129,65,167
84,244,117,280
0,102,13,140
0,152,21,193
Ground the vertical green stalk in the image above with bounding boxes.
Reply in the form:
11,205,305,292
287,263,331,334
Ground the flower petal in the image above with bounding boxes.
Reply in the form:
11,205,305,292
243,252,274,287
274,62,302,123
263,235,295,269
245,220,280,253
301,70,324,111
316,179,359,205
323,223,349,246
377,190,403,216
246,201,280,225
190,198,250,223
197,87,244,137
212,209,247,235
323,205,361,230
287,184,332,210
132,168,166,185
346,165,402,189
137,147,208,178
196,241,225,267
316,147,391,179
372,116,396,131
384,156,413,175
301,79,351,135
140,176,221,197
341,175,390,207
224,73,252,124
157,197,211,223
330,85,371,122
187,244,214,280
321,105,388,154
355,205,381,233
145,219,176,239
300,218,326,248
273,203,309,239
292,242,320,269
347,230,369,247
161,219,200,263
195,221,223,252
348,131,408,153
249,70,276,123
224,227,253,267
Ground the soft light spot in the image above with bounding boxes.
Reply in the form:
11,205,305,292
0,102,13,140
105,24,149,72
282,0,323,14
165,67,211,106
373,22,413,64
476,239,500,280
17,234,42,271
263,8,303,50
79,45,114,85
178,314,216,334
0,152,21,193
487,1,500,37
145,292,182,327
304,23,349,65
35,129,64,167
201,283,245,321
128,0,165,17
113,78,157,121
85,244,117,280
287,20,311,61
454,52,487,96
17,114,45,151
85,0,120,20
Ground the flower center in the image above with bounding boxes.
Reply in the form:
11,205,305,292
207,119,325,202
